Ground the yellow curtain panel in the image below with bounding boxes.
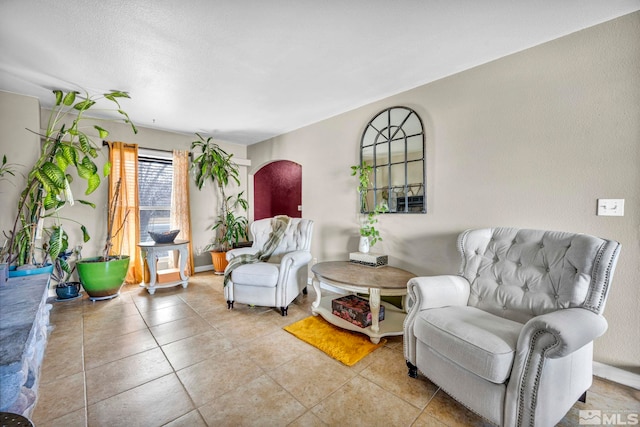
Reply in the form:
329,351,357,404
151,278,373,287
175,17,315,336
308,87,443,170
108,141,142,284
171,149,194,276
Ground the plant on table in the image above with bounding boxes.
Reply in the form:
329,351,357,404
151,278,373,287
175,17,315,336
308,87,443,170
350,162,388,250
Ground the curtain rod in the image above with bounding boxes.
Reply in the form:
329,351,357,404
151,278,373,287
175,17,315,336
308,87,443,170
102,141,172,154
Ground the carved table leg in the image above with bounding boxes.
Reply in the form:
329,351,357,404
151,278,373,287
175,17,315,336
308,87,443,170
311,276,322,312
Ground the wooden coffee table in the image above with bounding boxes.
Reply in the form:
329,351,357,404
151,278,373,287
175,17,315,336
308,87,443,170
311,261,415,344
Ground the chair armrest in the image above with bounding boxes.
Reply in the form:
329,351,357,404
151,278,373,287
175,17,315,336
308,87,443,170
407,275,470,311
506,308,608,424
280,250,312,267
404,275,470,365
226,247,258,261
518,308,608,359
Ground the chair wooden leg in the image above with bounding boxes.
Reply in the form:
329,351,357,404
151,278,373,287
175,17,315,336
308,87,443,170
407,361,418,378
227,300,234,309
280,306,288,316
578,391,587,403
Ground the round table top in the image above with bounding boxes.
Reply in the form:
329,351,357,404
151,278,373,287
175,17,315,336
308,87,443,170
311,261,415,290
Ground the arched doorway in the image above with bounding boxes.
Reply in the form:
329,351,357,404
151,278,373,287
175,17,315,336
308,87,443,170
254,160,302,220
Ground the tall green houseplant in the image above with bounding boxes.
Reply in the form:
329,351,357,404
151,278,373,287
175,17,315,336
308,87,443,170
190,133,248,253
3,89,137,271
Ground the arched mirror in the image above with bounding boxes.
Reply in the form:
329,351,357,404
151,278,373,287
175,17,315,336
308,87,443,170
360,106,426,213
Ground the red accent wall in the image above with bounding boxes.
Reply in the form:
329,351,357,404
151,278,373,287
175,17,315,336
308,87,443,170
254,160,302,220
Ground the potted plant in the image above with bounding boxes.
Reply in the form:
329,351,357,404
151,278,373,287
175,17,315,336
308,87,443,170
190,133,248,274
350,162,388,253
76,178,132,300
3,89,137,277
47,225,82,300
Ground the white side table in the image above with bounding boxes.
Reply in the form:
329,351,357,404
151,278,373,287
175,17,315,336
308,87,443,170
138,240,190,294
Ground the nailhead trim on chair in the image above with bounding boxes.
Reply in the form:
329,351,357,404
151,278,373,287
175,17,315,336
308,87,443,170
516,329,559,427
585,241,620,314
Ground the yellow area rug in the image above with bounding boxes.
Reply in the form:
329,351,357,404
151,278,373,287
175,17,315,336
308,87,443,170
284,315,386,366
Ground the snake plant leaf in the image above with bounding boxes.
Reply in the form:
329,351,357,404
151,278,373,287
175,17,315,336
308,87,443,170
73,99,96,111
81,224,90,242
62,91,77,106
53,90,63,106
85,173,100,195
77,199,96,209
94,125,109,139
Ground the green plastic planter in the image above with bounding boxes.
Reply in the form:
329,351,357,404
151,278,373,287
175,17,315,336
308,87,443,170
77,256,130,301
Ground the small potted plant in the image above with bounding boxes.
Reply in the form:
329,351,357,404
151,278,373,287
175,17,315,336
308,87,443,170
350,162,388,253
190,133,248,273
47,225,82,300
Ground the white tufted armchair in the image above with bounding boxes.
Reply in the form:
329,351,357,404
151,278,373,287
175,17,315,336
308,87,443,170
404,227,621,427
224,217,314,316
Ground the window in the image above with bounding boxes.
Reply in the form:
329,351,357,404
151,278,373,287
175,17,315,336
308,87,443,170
138,153,173,244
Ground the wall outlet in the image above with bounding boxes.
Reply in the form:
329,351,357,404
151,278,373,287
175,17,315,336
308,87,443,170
597,199,624,216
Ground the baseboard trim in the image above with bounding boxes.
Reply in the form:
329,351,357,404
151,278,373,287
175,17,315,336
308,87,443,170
593,361,640,390
194,264,215,273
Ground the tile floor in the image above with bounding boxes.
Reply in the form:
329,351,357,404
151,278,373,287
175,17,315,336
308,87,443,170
32,272,639,426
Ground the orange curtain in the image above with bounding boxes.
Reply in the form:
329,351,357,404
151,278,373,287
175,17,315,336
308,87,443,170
108,141,142,284
171,150,194,276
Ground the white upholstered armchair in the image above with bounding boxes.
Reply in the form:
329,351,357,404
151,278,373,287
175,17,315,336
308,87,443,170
404,227,621,427
224,217,314,316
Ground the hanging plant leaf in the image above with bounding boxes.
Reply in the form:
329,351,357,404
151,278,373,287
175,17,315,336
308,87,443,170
77,199,96,209
78,132,91,153
80,224,90,242
41,162,66,191
63,91,77,106
60,144,78,165
43,191,58,211
53,90,63,106
94,125,109,139
85,173,100,195
73,99,96,111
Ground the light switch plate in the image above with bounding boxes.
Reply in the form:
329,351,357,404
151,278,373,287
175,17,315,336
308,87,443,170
597,199,624,216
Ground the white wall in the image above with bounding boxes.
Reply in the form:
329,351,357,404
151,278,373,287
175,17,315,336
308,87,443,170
248,12,640,373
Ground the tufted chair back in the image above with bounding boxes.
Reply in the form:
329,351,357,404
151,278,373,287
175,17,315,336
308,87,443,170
250,217,313,262
458,228,621,324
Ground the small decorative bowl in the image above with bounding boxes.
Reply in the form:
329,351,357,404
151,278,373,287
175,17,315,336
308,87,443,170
149,229,180,244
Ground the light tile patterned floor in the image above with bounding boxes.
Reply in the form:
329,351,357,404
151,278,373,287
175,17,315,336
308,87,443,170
32,272,639,426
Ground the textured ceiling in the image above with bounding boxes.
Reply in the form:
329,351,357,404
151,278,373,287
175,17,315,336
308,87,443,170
1,1,638,145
